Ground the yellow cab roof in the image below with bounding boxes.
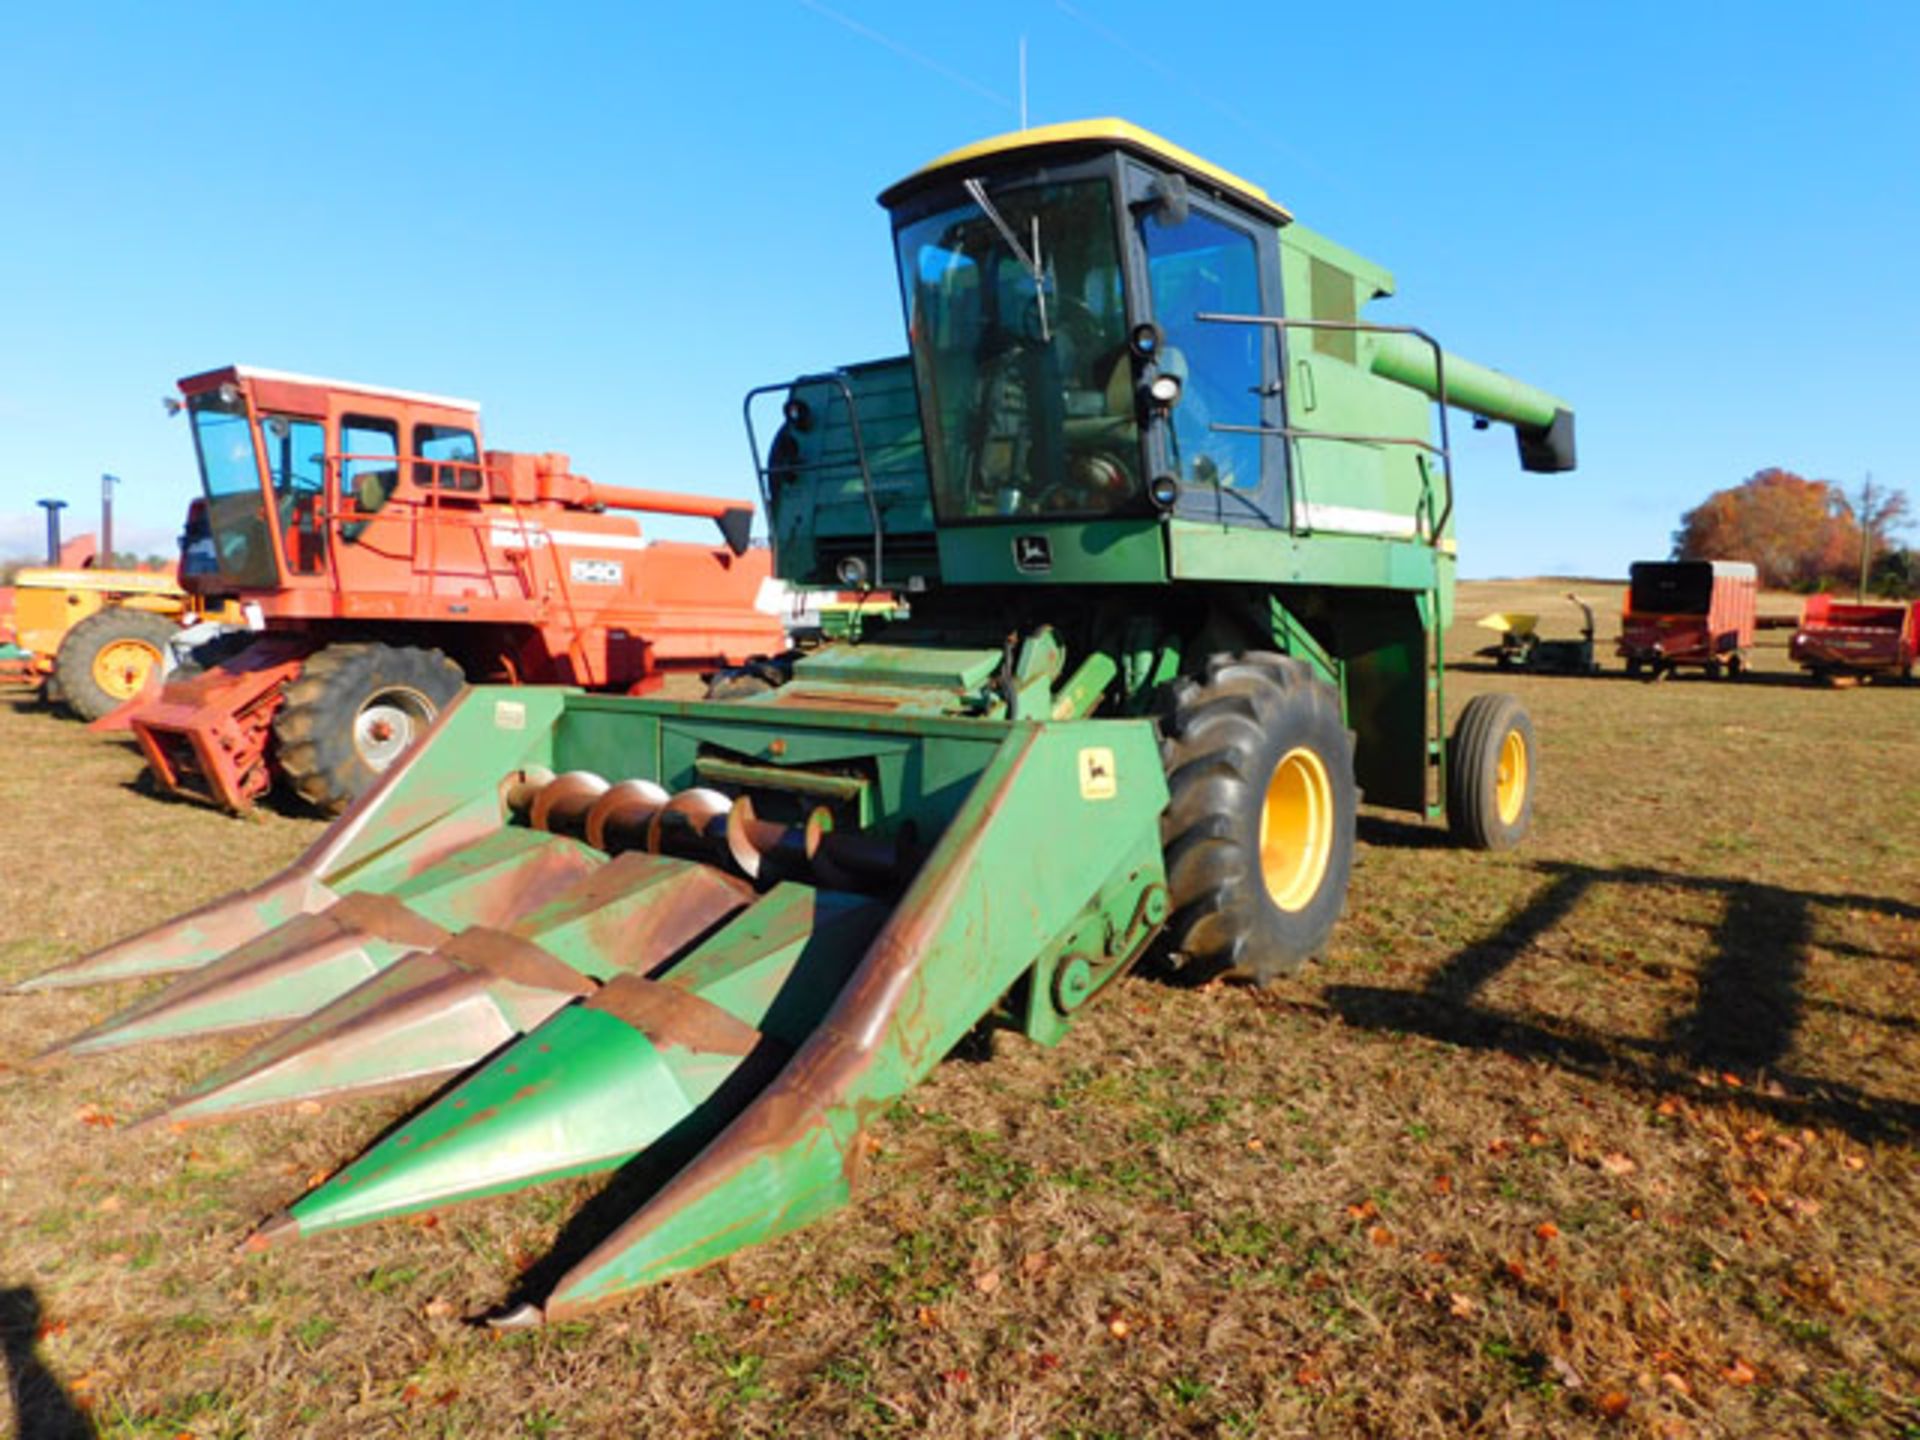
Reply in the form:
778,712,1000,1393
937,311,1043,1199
880,118,1291,225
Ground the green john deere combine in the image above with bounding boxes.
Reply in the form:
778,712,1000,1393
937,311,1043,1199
15,120,1573,1320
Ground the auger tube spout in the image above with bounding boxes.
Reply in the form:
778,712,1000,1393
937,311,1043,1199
1369,332,1576,473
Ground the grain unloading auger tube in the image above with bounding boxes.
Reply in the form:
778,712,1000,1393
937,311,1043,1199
18,684,1170,1319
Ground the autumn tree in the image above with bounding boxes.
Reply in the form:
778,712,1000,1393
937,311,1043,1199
1672,469,1861,589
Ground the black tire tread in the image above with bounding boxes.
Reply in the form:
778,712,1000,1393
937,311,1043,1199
272,643,466,813
1160,652,1357,985
1446,692,1535,851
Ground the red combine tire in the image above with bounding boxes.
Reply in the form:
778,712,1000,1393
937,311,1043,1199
273,643,466,814
52,607,178,722
1159,652,1358,985
1447,693,1536,851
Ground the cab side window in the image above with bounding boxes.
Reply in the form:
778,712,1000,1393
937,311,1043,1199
414,424,481,491
341,416,400,513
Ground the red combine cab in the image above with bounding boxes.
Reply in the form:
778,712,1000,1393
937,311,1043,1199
1618,560,1757,679
1789,595,1919,681
129,365,781,812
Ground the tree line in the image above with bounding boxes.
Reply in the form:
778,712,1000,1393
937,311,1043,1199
1673,469,1914,596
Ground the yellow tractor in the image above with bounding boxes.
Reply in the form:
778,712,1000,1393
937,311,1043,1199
10,501,236,721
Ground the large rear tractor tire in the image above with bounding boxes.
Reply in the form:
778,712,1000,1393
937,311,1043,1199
1160,653,1358,985
52,607,178,721
273,644,466,814
1447,692,1536,851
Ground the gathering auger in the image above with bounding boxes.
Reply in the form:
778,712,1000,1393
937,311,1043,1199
16,119,1574,1320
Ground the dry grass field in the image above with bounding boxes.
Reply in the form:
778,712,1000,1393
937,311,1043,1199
1,582,1915,1438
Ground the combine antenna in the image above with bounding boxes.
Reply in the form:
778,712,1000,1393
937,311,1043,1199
1019,35,1028,128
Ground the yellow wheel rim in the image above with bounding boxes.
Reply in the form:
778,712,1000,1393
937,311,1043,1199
1259,746,1334,912
1494,728,1528,826
94,638,161,700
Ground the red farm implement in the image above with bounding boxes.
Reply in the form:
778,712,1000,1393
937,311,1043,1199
126,366,782,813
1617,560,1757,679
1790,595,1919,681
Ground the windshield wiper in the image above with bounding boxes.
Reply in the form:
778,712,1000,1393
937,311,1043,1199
963,176,1049,342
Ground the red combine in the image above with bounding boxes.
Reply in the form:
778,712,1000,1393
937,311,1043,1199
128,365,781,813
1618,560,1758,679
1789,595,1919,681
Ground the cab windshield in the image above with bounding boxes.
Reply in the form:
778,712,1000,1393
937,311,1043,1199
188,391,278,587
894,178,1140,521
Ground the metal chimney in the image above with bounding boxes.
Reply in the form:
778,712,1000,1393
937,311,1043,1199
37,498,68,565
101,473,120,563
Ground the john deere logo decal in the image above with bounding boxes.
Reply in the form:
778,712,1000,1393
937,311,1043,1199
1013,535,1052,573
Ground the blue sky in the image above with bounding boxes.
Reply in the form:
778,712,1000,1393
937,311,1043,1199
1,0,1913,577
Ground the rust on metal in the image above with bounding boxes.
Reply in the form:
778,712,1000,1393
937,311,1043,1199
439,929,596,996
586,975,764,1057
527,771,611,834
583,778,671,852
325,892,453,950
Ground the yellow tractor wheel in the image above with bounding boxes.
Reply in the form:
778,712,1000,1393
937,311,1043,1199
52,607,179,722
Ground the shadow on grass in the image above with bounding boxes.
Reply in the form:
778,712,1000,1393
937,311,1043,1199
0,1287,95,1440
1323,860,1920,1145
1446,659,1820,689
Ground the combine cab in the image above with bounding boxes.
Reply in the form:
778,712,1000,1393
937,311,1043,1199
124,367,781,812
1790,595,1919,681
18,120,1575,1319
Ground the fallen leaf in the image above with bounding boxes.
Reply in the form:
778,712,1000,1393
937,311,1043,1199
36,1319,67,1340
1422,1250,1448,1266
973,1269,1001,1296
1245,1137,1263,1151
295,1100,324,1117
941,1367,971,1387
915,1305,940,1330
306,1170,329,1190
1345,1199,1379,1221
1550,1355,1585,1391
1020,1251,1050,1277
1430,1174,1454,1196
1368,1224,1394,1248
1723,1359,1757,1386
1782,1195,1822,1219
1720,1072,1744,1089
1526,1130,1551,1147
1745,1186,1770,1209
1107,1316,1130,1339
1534,1221,1560,1242
401,1384,423,1404
1841,1153,1867,1172
422,1298,455,1320
1294,1363,1324,1386
95,1195,122,1214
1595,1388,1631,1419
1655,1097,1682,1118
1662,1372,1691,1397
1599,1152,1637,1177
1448,1292,1477,1318
73,1104,116,1129
1034,1352,1061,1372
